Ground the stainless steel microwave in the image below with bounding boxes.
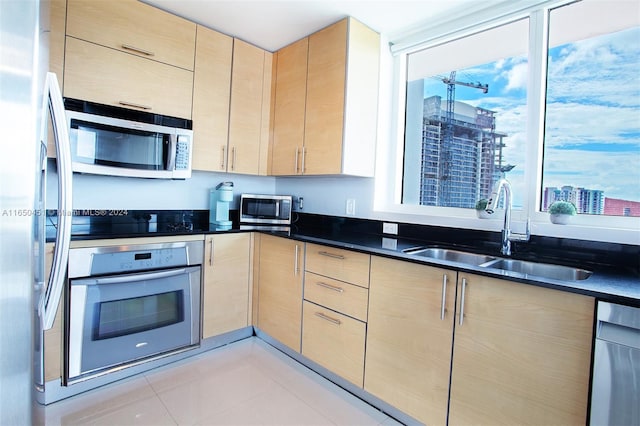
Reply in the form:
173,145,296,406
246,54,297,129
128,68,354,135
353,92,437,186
240,194,292,225
64,99,193,179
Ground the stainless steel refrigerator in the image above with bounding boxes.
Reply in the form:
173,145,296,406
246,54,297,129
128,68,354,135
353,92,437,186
1,0,72,423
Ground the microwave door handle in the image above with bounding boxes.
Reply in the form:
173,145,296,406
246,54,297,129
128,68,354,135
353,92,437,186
275,201,280,218
167,134,177,171
40,72,73,331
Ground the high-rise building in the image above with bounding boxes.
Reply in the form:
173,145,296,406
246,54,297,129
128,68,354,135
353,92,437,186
417,95,507,208
543,186,605,214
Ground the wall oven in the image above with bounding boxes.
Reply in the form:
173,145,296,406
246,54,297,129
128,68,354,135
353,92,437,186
65,98,193,179
66,240,202,384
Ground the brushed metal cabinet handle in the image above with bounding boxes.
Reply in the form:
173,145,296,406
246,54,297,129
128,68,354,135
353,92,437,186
318,251,345,260
315,281,344,293
294,244,299,276
122,44,155,57
118,101,152,110
441,274,448,320
459,278,467,326
231,146,236,171
301,146,306,174
294,147,300,174
220,146,226,169
315,311,341,325
209,238,214,266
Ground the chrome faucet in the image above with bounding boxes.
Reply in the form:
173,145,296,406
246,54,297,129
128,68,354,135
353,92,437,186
485,178,530,256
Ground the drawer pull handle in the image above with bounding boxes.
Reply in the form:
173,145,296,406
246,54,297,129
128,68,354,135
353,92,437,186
318,251,345,260
118,101,152,110
315,312,341,325
315,281,344,293
122,44,155,57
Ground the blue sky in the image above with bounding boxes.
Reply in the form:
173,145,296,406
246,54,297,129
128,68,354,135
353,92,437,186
420,26,640,207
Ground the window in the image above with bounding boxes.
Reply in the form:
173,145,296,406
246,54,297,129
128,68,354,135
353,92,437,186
542,1,640,217
403,19,529,209
384,0,640,241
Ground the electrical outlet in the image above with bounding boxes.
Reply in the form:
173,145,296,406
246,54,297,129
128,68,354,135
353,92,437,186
383,222,398,235
346,199,356,216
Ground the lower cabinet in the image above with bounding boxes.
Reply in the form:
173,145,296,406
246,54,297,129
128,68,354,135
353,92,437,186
365,255,595,425
256,234,304,352
365,256,456,425
449,272,594,425
202,233,251,338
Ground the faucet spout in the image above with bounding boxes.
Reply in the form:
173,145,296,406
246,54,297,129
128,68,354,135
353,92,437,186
484,178,529,256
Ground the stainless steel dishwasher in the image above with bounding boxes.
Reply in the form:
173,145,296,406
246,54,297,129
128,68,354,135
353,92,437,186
590,301,640,426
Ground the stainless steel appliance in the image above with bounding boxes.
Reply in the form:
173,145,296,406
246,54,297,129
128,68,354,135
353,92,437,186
591,301,640,425
240,194,292,226
65,98,193,179
66,241,203,384
1,1,72,422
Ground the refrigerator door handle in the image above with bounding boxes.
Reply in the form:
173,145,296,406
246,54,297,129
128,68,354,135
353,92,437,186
39,72,72,331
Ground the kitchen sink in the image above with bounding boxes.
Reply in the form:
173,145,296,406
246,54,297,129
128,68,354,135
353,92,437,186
403,246,497,266
480,258,592,281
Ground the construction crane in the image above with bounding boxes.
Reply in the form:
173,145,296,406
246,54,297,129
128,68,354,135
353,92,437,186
439,71,489,207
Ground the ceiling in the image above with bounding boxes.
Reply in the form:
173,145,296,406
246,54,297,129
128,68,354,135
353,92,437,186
143,0,497,52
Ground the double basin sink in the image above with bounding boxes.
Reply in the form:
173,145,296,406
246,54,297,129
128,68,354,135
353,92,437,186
402,246,592,281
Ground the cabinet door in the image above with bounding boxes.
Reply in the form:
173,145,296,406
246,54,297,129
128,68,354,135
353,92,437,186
64,37,194,119
66,0,196,70
202,234,251,338
449,274,594,425
228,39,270,175
271,38,308,176
304,19,347,175
302,301,366,387
365,256,456,425
191,26,233,172
256,234,303,352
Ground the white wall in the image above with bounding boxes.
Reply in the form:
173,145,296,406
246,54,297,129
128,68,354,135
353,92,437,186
276,176,375,218
46,160,276,210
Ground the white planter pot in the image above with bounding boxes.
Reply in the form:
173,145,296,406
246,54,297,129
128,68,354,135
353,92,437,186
550,214,573,225
476,210,493,219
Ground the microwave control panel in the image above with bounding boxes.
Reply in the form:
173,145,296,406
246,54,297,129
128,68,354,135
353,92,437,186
175,135,190,170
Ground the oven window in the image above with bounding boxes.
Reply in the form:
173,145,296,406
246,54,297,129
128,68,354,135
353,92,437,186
70,119,169,170
93,290,184,340
243,200,277,218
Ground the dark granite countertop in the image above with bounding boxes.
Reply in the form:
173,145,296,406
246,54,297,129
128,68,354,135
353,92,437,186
47,210,640,307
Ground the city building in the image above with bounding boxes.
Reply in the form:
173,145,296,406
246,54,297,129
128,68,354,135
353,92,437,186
403,88,508,208
543,186,604,214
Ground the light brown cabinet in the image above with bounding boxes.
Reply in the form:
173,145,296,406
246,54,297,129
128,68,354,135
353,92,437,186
302,243,370,387
449,272,594,425
202,233,251,339
256,234,303,352
63,0,195,119
191,25,233,172
365,256,594,425
270,18,380,176
44,243,63,383
64,37,194,119
227,39,273,175
66,0,196,70
365,256,456,425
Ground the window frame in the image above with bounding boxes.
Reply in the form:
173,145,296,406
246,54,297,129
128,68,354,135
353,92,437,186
373,0,640,245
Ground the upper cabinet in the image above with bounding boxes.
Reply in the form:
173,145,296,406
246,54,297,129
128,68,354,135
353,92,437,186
192,36,272,175
65,0,196,70
227,39,273,175
270,18,380,176
191,25,233,172
63,0,196,119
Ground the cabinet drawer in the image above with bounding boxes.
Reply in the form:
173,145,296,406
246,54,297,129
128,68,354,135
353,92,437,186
66,0,196,70
302,301,366,387
64,37,193,119
305,243,370,288
304,272,368,322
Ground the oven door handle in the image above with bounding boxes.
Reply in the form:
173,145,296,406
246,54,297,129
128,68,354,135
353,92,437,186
73,266,200,286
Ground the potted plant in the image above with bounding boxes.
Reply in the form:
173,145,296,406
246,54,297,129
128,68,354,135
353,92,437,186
548,201,577,224
475,198,492,219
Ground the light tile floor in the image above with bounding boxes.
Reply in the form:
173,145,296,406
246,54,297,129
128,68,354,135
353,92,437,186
37,337,404,425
